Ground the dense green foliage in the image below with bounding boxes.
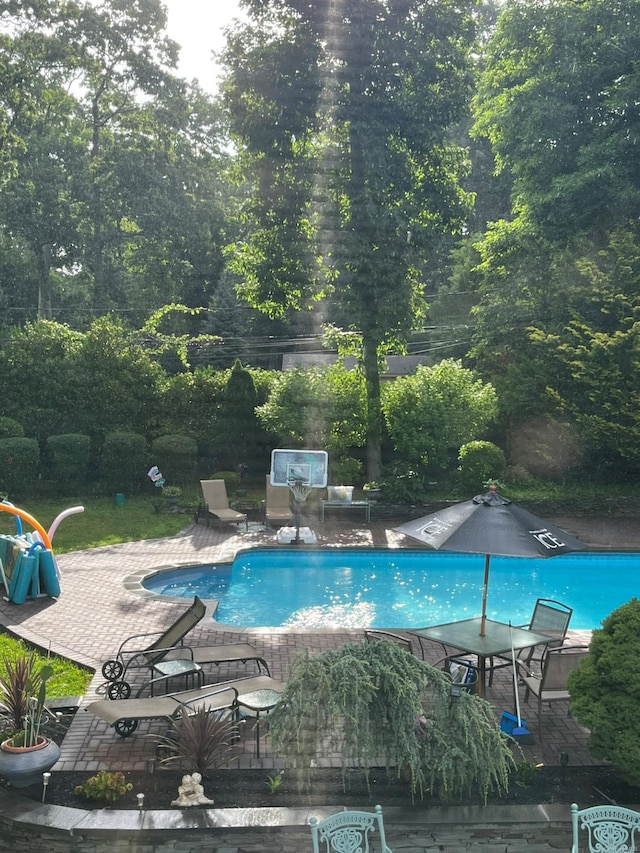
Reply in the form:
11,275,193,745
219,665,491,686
0,0,637,489
457,441,507,493
568,599,640,786
382,360,498,472
268,639,515,800
222,0,477,479
150,435,198,488
470,0,640,475
99,432,149,495
0,438,39,499
0,0,230,324
256,364,367,454
45,434,90,496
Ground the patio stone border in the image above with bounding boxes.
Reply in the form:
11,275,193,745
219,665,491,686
0,785,576,853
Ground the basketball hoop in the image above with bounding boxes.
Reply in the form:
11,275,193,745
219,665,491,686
288,478,312,504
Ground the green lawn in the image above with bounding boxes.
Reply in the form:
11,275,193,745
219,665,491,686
0,495,192,553
0,634,92,699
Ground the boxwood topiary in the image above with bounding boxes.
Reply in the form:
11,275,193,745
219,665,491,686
568,598,640,786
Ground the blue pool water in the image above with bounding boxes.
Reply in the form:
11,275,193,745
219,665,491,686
142,549,639,630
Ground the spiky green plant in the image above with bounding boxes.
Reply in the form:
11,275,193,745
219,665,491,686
154,707,240,777
267,640,516,802
0,652,37,732
0,652,55,746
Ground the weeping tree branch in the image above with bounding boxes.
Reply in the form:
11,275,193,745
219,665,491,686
267,640,516,801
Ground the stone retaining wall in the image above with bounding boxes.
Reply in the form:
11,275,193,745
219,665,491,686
0,787,575,852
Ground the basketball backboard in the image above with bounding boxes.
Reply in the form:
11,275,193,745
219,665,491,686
270,449,328,488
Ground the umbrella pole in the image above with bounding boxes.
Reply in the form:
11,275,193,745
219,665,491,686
480,554,490,637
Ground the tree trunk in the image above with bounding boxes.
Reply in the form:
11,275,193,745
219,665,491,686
362,333,382,482
37,241,52,319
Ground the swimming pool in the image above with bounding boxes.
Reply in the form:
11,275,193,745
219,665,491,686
142,549,638,630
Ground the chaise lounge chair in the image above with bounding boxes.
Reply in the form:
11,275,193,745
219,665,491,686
265,474,292,529
197,479,248,531
86,674,285,737
101,596,270,698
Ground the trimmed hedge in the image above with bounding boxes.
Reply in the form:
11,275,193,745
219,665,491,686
0,437,39,499
0,418,24,439
150,435,198,487
100,432,148,495
46,434,91,495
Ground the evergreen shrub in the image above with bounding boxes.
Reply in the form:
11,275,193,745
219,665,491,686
45,434,90,495
209,471,240,492
0,417,24,439
0,437,39,499
329,455,362,485
268,639,514,801
457,440,507,493
99,432,148,495
151,434,198,487
568,599,640,786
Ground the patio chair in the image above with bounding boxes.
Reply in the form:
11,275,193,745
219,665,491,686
197,479,248,531
310,804,392,853
516,644,589,739
264,474,292,529
571,802,640,853
488,598,573,685
100,596,270,699
86,673,284,738
364,629,416,656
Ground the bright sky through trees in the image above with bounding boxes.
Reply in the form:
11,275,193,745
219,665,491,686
162,0,245,92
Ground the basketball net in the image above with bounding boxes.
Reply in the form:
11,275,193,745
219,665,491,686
288,478,312,504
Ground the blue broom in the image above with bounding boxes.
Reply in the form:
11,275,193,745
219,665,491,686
501,621,534,743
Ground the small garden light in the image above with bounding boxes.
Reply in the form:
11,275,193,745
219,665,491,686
137,792,145,812
42,772,51,803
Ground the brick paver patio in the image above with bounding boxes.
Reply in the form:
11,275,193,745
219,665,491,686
0,511,631,775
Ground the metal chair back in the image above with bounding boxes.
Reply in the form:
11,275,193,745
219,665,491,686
539,645,587,691
310,805,392,853
145,596,207,665
529,598,573,647
571,802,640,853
364,629,415,655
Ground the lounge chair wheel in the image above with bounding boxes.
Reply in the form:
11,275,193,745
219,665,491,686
114,719,138,738
102,659,124,682
107,680,132,700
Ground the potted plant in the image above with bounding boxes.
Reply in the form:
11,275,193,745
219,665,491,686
163,485,183,510
362,481,382,501
0,653,61,787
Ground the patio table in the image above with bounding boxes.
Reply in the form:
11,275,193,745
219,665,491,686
410,617,553,697
236,687,282,758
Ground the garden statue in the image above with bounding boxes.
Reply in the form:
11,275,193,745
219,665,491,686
171,772,214,807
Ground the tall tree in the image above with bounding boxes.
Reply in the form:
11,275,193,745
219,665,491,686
58,0,181,310
222,0,476,479
470,0,640,471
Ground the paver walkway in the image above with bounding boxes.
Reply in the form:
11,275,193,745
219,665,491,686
0,511,635,775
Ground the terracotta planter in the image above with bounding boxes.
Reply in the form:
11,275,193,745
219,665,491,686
0,737,60,787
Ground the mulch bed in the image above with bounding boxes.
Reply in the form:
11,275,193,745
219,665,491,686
8,764,640,811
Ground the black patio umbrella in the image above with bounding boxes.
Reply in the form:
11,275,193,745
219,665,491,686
393,485,587,636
